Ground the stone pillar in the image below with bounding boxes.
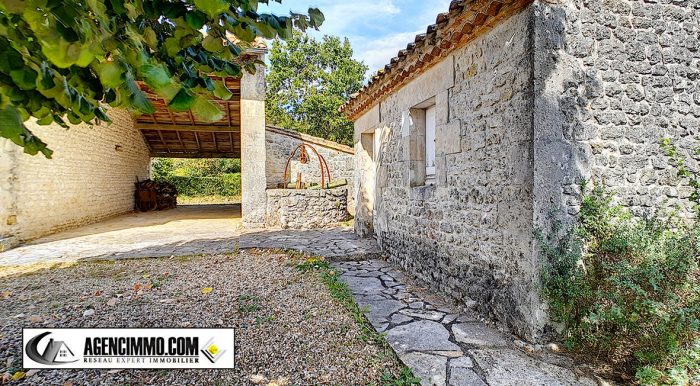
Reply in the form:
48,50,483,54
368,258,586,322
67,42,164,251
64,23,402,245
0,139,19,251
240,59,267,228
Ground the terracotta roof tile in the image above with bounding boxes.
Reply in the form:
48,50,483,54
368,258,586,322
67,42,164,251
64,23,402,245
341,0,534,120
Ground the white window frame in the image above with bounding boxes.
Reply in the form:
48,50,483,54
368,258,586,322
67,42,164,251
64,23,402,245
424,105,436,182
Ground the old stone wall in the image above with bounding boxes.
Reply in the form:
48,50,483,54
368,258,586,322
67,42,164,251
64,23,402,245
355,9,543,339
241,63,269,228
0,109,150,245
352,0,699,342
533,0,700,230
265,188,349,229
265,126,355,212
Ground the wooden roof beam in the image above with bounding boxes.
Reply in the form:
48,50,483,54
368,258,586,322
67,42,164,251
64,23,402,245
136,124,240,132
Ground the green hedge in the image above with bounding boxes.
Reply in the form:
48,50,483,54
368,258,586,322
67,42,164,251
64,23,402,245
156,173,241,197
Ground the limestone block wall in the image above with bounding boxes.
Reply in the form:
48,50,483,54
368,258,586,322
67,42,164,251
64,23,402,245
533,0,700,229
265,188,349,229
0,109,150,244
265,126,355,212
354,10,542,339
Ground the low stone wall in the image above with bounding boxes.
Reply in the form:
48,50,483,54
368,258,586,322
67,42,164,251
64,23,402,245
265,188,349,229
265,126,355,213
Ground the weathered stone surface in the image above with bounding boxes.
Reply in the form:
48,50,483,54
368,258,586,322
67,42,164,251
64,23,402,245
352,9,544,340
399,309,445,321
352,0,700,343
442,314,459,325
428,350,463,358
471,349,598,386
387,320,460,354
356,297,405,327
452,323,509,347
240,77,268,228
448,367,486,386
400,352,447,386
340,275,385,294
334,259,601,386
449,356,473,369
391,313,414,325
265,188,349,229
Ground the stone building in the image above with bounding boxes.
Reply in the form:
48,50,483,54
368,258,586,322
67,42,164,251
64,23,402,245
344,0,699,340
0,48,355,249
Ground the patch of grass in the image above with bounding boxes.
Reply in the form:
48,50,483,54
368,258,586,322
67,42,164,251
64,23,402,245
255,315,275,326
295,255,420,386
237,294,262,314
378,367,422,386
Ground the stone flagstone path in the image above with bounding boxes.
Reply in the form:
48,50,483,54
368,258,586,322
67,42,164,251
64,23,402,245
333,260,601,386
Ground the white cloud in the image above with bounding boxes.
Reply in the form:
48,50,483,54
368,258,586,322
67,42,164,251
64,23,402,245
351,29,424,74
262,0,453,75
313,0,401,35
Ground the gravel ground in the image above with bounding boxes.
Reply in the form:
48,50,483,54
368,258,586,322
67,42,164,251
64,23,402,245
0,250,403,385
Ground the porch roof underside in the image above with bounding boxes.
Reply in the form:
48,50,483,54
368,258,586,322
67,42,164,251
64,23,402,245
136,78,241,158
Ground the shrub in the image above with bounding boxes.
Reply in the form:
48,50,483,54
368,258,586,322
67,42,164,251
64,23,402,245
152,158,241,178
151,158,174,179
536,184,700,384
156,173,241,197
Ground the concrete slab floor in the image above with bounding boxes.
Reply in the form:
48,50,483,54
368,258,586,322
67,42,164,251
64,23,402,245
0,205,242,269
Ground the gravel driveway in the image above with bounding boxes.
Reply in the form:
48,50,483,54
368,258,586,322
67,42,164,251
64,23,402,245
0,250,403,385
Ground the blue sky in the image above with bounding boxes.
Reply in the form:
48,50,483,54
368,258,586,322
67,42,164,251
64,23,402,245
260,0,452,74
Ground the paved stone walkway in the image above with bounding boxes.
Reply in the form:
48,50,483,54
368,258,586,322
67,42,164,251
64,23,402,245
0,205,380,270
240,228,381,259
334,260,600,386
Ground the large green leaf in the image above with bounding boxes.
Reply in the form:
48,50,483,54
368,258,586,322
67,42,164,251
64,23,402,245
213,80,232,100
308,8,325,27
194,0,229,18
185,11,207,29
97,62,124,88
10,68,37,90
0,0,322,157
140,64,171,89
0,106,23,140
143,27,158,48
202,34,224,53
169,88,196,111
190,96,224,122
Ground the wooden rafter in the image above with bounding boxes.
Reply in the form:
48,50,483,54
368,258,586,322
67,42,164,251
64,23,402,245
135,123,240,132
194,131,201,151
175,130,184,149
156,130,170,153
135,77,242,158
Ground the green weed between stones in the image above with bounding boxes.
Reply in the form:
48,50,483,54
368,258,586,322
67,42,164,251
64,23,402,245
294,254,420,386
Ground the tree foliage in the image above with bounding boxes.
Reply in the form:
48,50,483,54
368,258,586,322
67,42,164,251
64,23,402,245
0,0,324,157
265,31,367,146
